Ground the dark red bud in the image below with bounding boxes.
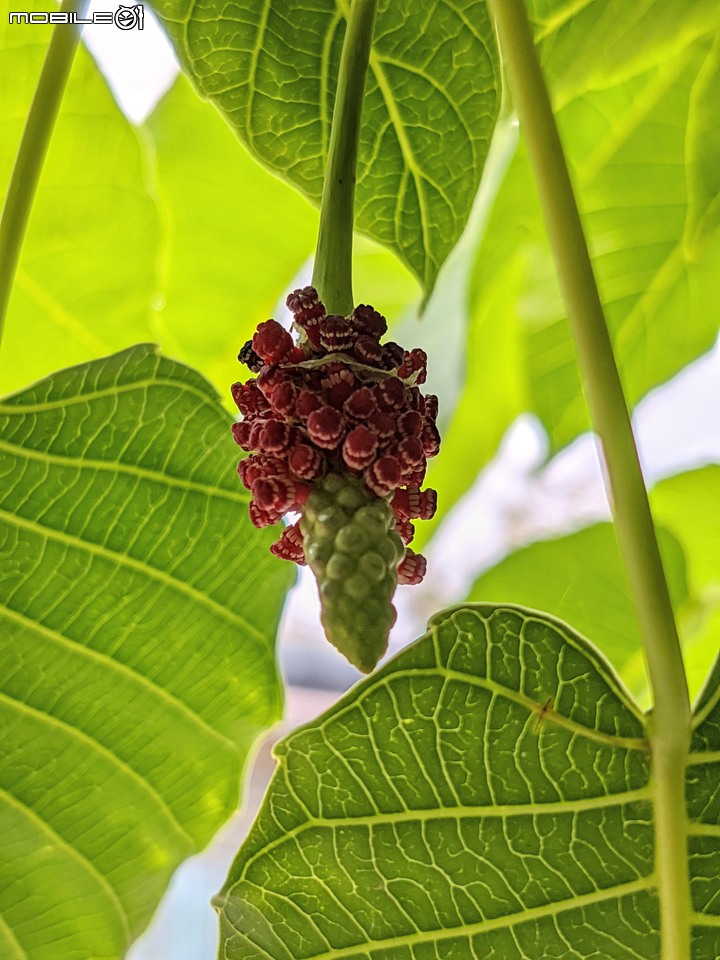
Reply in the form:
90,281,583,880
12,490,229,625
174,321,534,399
342,425,378,471
397,548,426,585
306,406,344,449
288,444,325,481
353,335,383,366
258,420,294,454
231,420,254,451
422,422,441,458
376,377,407,413
397,436,425,469
365,455,402,496
252,319,294,365
394,516,415,545
381,341,405,370
368,410,396,439
319,315,354,352
398,410,423,438
344,386,376,421
296,390,323,420
351,304,387,339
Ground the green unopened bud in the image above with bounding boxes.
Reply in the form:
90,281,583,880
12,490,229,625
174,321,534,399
300,472,401,672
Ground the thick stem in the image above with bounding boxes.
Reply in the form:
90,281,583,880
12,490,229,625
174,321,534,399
311,0,378,315
487,1,691,957
0,0,88,362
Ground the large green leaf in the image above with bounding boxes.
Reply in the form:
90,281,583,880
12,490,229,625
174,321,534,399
528,0,719,100
0,346,291,959
0,9,159,395
148,0,501,295
686,35,720,246
217,605,719,958
469,41,720,452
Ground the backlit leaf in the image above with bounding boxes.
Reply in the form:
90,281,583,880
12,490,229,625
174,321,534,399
148,0,501,295
0,10,159,395
0,346,290,959
217,605,720,958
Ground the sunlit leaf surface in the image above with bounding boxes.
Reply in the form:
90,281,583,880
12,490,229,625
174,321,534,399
217,605,720,958
0,346,290,959
468,42,720,453
148,0,501,295
0,10,159,395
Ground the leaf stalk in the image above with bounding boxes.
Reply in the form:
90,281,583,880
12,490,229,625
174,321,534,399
311,0,378,314
486,2,692,957
0,0,88,365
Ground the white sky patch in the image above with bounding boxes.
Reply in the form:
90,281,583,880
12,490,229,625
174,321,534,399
82,0,179,123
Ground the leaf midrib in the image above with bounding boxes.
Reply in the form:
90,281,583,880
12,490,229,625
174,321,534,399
313,667,649,752
235,785,652,884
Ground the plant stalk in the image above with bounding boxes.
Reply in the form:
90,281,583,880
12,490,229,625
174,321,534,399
0,0,88,361
486,2,692,957
311,0,378,315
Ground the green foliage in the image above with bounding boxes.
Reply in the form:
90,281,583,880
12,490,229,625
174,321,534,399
147,0,501,295
144,75,317,400
0,346,289,958
528,0,718,97
468,43,720,454
463,468,720,705
0,13,159,395
215,605,719,958
1,1,719,957
467,525,688,689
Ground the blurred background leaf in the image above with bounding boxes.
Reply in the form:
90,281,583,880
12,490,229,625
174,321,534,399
0,12,159,395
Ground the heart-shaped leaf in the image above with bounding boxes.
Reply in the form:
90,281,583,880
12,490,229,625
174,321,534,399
148,0,501,296
0,346,291,959
217,604,719,958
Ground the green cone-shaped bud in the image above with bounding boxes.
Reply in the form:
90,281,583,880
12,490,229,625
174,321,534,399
300,472,404,672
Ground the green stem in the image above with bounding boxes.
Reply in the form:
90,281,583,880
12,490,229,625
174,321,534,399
311,0,378,315
0,0,88,361
486,2,691,958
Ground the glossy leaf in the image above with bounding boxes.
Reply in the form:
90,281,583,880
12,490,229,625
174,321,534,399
0,346,290,959
217,605,719,958
652,466,720,699
688,651,720,957
148,0,501,295
0,10,159,395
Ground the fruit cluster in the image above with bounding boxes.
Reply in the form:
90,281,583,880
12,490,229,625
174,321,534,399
231,286,440,669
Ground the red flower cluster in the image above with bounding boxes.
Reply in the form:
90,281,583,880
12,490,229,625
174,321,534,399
231,287,439,585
